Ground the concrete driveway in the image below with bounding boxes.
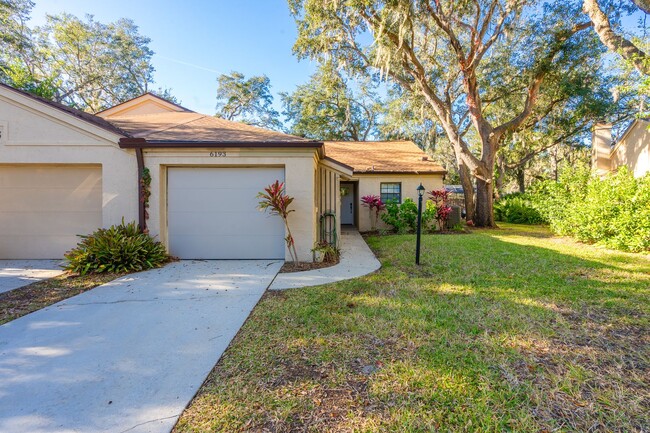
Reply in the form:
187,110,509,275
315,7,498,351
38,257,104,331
0,261,64,295
0,260,282,433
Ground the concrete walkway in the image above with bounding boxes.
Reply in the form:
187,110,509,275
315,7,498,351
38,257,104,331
0,260,282,433
0,260,65,295
270,229,381,290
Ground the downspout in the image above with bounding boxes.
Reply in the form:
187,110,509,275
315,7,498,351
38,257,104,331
135,147,146,232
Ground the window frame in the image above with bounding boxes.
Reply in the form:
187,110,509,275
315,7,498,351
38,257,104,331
380,182,402,204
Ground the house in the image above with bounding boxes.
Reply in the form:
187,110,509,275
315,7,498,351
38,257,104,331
325,141,446,232
0,84,446,260
591,120,650,178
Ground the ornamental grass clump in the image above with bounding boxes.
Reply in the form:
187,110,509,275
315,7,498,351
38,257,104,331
64,220,169,275
257,180,299,262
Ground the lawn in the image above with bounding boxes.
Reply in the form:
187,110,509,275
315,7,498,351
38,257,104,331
174,224,649,432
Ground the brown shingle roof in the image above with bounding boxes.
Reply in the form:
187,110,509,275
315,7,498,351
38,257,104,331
324,140,446,174
107,112,313,143
0,82,130,137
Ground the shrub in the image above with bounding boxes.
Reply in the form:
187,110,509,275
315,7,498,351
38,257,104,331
257,180,298,262
494,193,544,224
529,167,650,252
429,189,452,230
361,194,386,231
65,220,169,275
381,198,419,233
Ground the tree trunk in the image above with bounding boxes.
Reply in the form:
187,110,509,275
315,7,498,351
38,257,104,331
495,155,506,199
474,178,495,227
458,162,475,222
583,0,650,75
516,168,525,193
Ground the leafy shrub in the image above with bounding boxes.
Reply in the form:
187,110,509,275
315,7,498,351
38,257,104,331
529,167,650,252
65,220,169,275
361,194,386,231
311,241,340,263
429,189,453,230
258,180,298,262
422,200,437,233
381,198,419,233
380,198,439,233
494,193,544,224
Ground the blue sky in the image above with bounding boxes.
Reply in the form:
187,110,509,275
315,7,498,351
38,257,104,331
30,0,317,114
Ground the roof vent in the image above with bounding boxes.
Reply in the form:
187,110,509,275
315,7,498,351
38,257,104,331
422,156,429,161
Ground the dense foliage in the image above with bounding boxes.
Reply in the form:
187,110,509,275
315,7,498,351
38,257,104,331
215,72,282,130
529,167,650,252
381,198,437,234
494,193,545,224
64,221,169,275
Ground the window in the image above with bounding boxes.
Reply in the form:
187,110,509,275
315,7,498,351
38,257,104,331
380,182,401,203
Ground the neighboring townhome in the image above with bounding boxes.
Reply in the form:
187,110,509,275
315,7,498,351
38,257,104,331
591,119,650,178
0,83,445,261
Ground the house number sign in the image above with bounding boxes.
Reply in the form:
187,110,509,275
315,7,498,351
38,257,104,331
209,151,227,157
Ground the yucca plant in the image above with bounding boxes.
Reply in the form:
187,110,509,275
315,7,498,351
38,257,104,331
64,220,169,275
257,180,298,262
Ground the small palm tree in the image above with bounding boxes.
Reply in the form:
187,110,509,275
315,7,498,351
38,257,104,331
257,180,299,262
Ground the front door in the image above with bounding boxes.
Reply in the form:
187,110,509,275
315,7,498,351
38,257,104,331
340,183,354,225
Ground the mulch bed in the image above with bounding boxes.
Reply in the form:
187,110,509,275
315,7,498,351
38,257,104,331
0,272,125,325
280,259,339,273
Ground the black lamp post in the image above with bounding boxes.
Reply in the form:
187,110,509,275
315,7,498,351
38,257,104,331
416,183,425,265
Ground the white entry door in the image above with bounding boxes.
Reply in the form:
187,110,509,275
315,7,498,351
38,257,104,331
340,184,354,225
167,167,286,259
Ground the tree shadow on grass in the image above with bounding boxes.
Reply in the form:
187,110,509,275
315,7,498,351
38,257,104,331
176,229,649,433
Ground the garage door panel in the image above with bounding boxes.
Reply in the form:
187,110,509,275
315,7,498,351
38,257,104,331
0,166,102,259
168,234,285,260
168,190,267,213
167,167,286,259
0,166,101,188
168,211,282,236
0,211,100,235
0,188,102,212
168,168,283,189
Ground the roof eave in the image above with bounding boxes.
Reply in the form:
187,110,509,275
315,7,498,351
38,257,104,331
119,138,324,154
354,169,447,175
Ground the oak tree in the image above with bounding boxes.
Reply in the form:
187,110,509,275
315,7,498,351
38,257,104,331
289,0,595,226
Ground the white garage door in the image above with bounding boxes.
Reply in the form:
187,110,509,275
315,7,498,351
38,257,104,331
0,165,102,259
167,167,286,259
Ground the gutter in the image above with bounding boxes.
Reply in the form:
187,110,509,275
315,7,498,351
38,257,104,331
119,138,324,150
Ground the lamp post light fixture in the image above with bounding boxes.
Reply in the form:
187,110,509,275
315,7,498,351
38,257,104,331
416,183,426,265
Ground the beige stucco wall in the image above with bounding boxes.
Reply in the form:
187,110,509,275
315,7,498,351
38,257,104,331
0,89,138,230
355,173,444,232
611,122,650,178
591,123,613,178
142,148,318,262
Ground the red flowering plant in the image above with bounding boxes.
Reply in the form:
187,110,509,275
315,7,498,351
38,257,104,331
429,189,452,231
257,180,298,262
361,194,386,231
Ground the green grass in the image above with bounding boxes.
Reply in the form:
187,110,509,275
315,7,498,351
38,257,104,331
174,224,649,432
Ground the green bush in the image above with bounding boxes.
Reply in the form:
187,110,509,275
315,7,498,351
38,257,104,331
381,198,436,233
494,193,544,224
529,167,650,252
65,220,169,275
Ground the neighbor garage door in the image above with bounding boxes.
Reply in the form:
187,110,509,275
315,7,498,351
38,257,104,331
167,167,286,259
0,165,102,259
